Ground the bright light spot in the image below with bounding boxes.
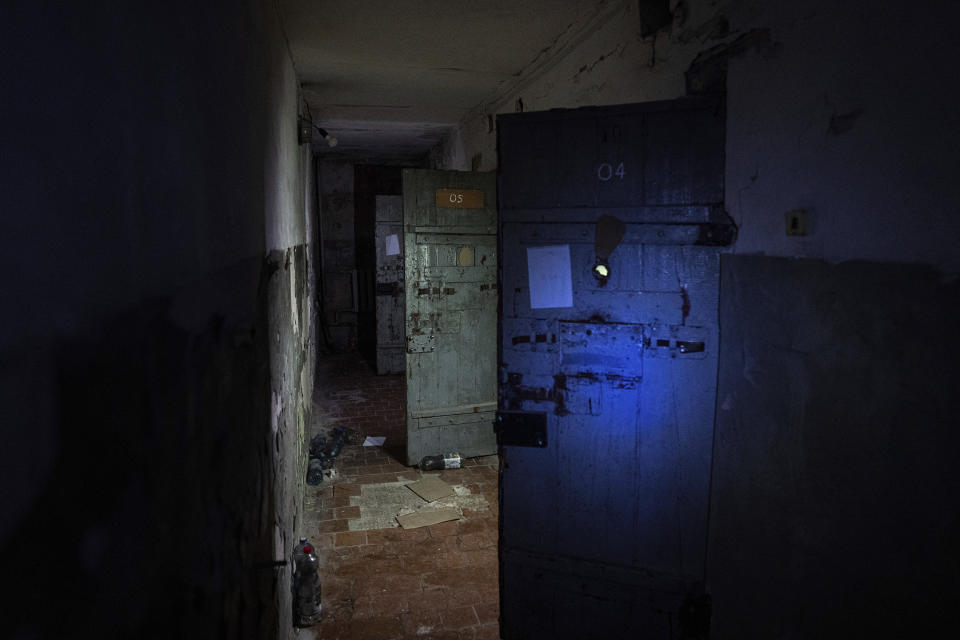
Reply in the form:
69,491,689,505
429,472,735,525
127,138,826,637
594,263,609,278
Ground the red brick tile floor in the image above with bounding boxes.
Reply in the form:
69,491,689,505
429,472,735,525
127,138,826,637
305,353,501,640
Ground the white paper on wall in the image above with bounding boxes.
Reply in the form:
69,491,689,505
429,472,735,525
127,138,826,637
385,234,400,256
527,245,574,309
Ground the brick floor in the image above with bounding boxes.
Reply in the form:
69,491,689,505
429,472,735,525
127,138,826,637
307,352,501,639
313,353,407,462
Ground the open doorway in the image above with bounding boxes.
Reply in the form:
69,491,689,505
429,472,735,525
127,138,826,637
354,165,404,373
304,162,502,638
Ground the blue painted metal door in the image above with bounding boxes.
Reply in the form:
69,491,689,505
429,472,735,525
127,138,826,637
496,99,733,639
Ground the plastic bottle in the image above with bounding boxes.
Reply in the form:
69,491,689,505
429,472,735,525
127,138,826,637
419,452,462,471
292,538,322,626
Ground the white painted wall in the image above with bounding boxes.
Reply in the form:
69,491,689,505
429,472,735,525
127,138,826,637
436,0,960,272
265,25,307,253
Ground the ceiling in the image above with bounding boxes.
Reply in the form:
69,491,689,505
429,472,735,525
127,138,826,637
278,0,612,162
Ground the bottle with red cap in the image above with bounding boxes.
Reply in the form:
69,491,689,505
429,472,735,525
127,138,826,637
292,537,321,626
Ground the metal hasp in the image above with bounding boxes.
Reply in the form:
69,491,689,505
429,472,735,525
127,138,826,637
403,169,498,465
495,411,547,447
496,97,732,639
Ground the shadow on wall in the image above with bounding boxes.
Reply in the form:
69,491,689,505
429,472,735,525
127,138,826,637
0,258,281,638
0,0,311,636
709,255,960,638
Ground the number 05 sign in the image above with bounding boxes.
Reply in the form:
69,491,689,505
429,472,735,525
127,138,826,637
435,188,485,209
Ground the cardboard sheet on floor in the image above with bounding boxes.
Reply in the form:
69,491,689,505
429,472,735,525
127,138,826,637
396,507,460,530
405,475,455,502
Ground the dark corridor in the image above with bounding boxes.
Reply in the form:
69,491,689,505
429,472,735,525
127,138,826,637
308,352,501,639
3,1,960,639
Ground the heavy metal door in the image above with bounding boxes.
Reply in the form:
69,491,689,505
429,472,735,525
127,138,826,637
404,169,498,465
375,195,405,374
496,99,734,638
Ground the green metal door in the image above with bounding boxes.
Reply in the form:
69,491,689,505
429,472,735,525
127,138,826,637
403,169,497,465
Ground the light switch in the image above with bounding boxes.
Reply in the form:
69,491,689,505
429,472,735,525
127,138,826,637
785,208,809,236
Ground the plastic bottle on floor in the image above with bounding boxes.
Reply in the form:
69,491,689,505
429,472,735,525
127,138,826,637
419,452,461,471
292,538,322,626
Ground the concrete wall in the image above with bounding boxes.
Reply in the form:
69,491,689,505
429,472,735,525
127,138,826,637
434,0,960,635
724,1,960,272
0,1,313,637
711,256,960,638
263,7,315,635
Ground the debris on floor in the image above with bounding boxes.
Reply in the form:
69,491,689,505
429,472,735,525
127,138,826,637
308,433,328,459
397,477,467,528
306,459,325,486
307,426,360,484
361,436,386,446
396,506,461,529
405,475,455,502
308,430,343,469
306,355,501,637
348,481,427,531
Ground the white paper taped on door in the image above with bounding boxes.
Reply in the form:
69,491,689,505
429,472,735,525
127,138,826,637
526,245,574,309
385,233,400,256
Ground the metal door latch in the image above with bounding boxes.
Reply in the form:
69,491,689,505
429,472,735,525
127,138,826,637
495,411,547,448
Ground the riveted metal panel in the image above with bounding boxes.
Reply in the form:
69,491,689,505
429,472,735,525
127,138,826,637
498,98,725,212
404,169,498,465
498,99,728,639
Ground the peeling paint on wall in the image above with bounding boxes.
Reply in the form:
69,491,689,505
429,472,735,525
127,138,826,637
272,391,283,434
289,252,299,335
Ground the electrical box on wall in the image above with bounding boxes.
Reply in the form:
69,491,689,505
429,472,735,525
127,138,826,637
785,208,809,236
